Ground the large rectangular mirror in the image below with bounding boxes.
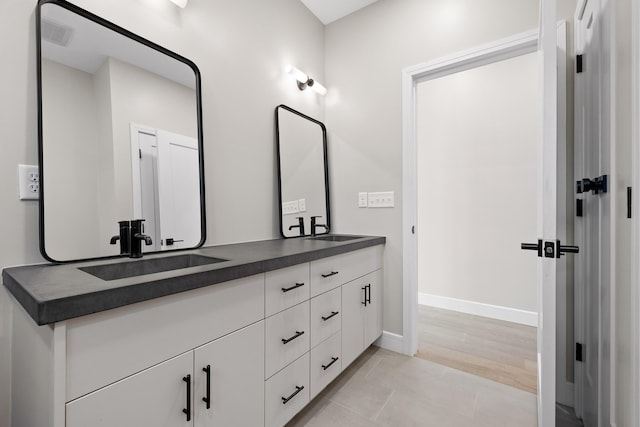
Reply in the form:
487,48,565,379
37,0,205,262
276,105,330,238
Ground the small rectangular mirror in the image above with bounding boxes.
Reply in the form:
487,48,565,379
37,0,206,262
275,105,330,238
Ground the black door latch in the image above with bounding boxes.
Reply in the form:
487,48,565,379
576,175,607,195
521,240,579,258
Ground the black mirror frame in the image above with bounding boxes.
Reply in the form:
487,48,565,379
36,0,206,263
275,104,331,239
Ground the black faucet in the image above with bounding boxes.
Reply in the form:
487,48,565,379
310,216,329,236
110,220,131,256
130,219,153,258
288,216,305,236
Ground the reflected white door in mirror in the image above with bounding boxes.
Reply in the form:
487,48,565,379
130,124,201,253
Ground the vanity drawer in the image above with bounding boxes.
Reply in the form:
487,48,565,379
265,301,310,379
310,246,383,297
310,287,341,348
66,274,265,402
310,331,342,399
265,353,310,427
265,263,310,317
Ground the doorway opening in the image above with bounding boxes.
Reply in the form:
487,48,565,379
414,50,539,393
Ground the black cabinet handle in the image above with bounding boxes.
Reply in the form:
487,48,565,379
321,271,339,278
321,311,339,321
202,365,211,409
366,284,371,304
361,286,367,306
322,356,339,371
182,375,191,421
282,282,305,293
281,385,304,405
282,330,304,344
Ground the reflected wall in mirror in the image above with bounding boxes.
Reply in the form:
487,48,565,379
276,105,330,238
37,0,205,262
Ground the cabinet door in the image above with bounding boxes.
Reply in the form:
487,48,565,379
66,352,193,427
194,321,264,427
363,270,383,348
341,277,366,368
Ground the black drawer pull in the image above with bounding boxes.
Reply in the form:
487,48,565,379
282,385,304,404
322,356,339,371
282,330,304,344
182,375,191,421
321,271,339,278
202,365,211,409
282,282,305,293
321,311,339,321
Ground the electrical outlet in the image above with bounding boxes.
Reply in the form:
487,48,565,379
18,164,40,200
358,192,368,207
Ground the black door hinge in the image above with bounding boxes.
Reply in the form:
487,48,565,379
576,54,583,73
576,343,583,362
628,187,632,219
576,199,583,217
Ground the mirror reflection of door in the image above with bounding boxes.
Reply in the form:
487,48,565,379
131,124,200,252
38,0,205,262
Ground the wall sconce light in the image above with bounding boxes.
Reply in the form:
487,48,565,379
169,0,188,8
286,65,327,96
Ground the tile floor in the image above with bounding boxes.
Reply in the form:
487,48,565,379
287,306,585,427
287,345,539,426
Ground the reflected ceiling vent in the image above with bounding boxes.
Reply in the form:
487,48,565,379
41,18,74,47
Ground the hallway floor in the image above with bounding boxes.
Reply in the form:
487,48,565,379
415,305,537,393
287,307,584,427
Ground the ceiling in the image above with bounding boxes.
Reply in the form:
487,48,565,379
300,0,379,25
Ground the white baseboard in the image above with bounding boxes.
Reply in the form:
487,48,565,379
556,380,575,407
419,293,538,327
375,331,404,354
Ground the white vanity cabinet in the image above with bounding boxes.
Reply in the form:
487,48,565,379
264,245,383,426
341,269,383,368
66,321,264,427
9,243,384,427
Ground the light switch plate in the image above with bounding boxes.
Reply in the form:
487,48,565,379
18,164,40,201
367,191,394,208
282,200,299,215
298,198,306,212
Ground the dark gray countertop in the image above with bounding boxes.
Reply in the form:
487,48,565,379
2,235,385,325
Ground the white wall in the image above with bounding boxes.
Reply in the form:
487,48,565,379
417,52,538,312
41,59,101,260
0,0,324,424
325,0,577,336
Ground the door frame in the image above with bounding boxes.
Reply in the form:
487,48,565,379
632,0,640,424
401,24,571,403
